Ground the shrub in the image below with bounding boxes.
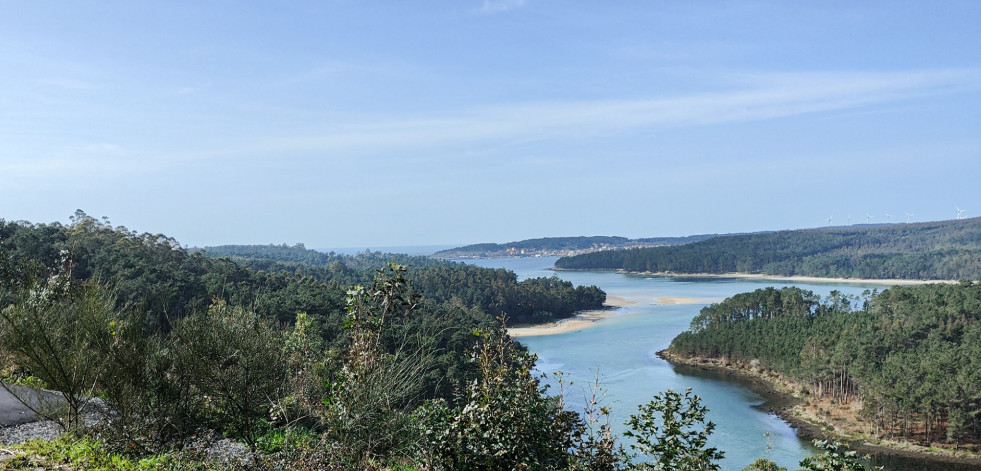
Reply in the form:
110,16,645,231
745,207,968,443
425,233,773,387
624,388,724,471
0,279,112,431
318,264,429,465
743,458,787,471
798,440,881,471
416,319,583,471
94,307,202,452
172,299,287,451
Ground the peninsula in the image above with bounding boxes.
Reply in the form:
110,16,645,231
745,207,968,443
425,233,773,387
555,217,981,281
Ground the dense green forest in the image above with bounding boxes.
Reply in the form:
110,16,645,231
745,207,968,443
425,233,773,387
0,212,604,330
202,243,449,272
556,218,981,280
201,243,606,326
434,234,719,258
669,283,981,448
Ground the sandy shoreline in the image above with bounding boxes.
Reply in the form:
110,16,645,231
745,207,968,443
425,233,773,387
508,295,635,338
630,271,948,286
508,294,728,338
508,309,616,338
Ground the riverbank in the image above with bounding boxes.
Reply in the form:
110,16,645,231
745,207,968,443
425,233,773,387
630,271,950,286
554,267,949,286
657,350,981,469
508,295,634,337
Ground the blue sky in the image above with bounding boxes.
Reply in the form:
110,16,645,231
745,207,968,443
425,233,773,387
2,1,979,248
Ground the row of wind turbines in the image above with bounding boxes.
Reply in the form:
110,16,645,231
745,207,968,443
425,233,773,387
825,207,968,227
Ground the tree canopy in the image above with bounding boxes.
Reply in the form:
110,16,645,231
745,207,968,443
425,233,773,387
669,282,981,448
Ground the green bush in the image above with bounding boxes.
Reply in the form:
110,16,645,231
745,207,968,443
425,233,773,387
0,278,113,431
94,306,202,452
172,299,287,452
799,440,881,471
743,458,787,471
624,388,724,471
318,264,430,466
416,320,583,471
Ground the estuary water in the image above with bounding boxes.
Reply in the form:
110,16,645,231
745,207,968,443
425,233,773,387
456,256,956,471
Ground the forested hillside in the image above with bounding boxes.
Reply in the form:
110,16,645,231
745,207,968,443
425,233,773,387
202,244,606,326
668,283,981,448
0,212,602,403
556,218,981,280
202,243,449,272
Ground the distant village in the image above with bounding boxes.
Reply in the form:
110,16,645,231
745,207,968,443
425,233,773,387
437,242,661,259
432,234,724,260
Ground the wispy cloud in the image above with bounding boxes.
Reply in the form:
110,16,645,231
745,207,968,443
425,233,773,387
232,68,981,157
0,142,144,185
6,68,978,179
479,0,527,14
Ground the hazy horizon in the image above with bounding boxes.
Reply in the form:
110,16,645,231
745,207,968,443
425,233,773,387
188,216,979,255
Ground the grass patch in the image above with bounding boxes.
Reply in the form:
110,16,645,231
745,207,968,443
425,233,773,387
0,435,216,470
255,426,318,454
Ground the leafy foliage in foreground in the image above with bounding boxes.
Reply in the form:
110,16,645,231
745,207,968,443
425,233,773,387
624,388,724,470
415,324,582,470
556,218,981,280
799,440,880,471
0,279,112,431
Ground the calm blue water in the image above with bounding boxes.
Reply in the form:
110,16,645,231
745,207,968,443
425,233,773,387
457,257,894,471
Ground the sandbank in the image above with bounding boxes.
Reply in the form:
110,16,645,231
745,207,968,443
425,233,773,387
509,296,633,338
508,294,728,338
653,296,722,305
508,309,616,338
604,295,635,307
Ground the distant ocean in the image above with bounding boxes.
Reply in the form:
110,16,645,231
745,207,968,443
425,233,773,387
317,245,458,256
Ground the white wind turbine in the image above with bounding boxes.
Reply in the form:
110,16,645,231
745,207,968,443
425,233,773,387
905,212,914,224
866,213,873,224
827,216,833,227
957,207,967,220
885,213,892,223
